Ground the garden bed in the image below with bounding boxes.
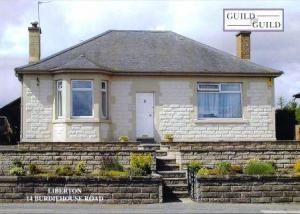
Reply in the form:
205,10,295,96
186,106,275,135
0,174,162,204
194,175,300,203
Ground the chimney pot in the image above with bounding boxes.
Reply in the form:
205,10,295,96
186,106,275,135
31,21,38,28
236,31,251,60
28,21,41,64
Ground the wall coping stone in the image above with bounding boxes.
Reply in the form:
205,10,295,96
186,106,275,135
197,175,300,182
16,142,156,152
162,140,300,145
1,175,162,183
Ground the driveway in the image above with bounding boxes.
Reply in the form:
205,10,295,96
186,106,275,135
1,200,300,214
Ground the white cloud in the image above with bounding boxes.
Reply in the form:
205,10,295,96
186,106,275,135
0,25,28,57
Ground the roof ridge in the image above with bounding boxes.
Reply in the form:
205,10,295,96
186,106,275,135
51,54,110,71
16,30,174,71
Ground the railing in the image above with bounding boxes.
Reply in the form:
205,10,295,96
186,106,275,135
187,168,197,199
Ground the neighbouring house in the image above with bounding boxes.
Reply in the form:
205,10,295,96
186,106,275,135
0,97,21,144
15,22,282,143
294,93,300,99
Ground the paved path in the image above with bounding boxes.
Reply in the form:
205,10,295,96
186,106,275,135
1,200,300,214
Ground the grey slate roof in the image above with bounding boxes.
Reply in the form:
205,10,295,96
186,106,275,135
16,30,282,76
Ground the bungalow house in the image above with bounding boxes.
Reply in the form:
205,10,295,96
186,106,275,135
15,22,282,143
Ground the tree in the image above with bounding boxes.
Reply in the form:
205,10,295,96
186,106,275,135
285,98,298,111
277,96,286,109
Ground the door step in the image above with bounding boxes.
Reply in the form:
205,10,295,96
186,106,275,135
137,138,155,144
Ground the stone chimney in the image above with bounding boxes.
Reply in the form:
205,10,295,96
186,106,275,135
28,21,41,63
236,31,251,60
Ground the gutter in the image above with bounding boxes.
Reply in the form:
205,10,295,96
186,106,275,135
14,68,283,78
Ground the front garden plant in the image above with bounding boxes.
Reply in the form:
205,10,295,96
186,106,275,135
7,154,153,178
196,159,278,176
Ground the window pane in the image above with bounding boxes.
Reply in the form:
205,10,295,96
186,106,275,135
101,91,107,118
198,93,219,118
101,82,106,90
72,80,92,89
198,84,219,91
57,91,62,117
57,81,62,90
219,93,241,118
72,91,93,116
198,92,242,118
221,83,240,91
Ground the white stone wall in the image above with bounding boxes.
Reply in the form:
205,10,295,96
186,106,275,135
100,123,111,141
110,81,133,139
158,80,275,141
67,123,98,140
53,123,66,142
23,77,53,141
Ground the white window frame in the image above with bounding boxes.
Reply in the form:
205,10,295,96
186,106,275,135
71,80,94,118
56,80,63,118
101,80,108,119
197,82,242,119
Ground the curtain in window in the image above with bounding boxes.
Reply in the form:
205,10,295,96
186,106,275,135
219,93,241,118
198,93,241,118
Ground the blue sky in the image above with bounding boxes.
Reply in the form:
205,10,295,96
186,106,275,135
0,0,299,107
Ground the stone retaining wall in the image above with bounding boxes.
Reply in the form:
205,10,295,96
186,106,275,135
195,175,300,203
0,175,162,203
164,141,300,170
0,142,155,175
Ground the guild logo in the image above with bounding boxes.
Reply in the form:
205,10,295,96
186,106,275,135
223,9,284,32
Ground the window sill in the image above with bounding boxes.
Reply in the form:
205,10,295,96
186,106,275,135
99,119,112,124
52,118,112,124
194,118,249,124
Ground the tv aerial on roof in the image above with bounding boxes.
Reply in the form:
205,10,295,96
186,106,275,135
38,1,51,28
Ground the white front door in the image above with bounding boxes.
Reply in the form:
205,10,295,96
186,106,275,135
136,93,154,138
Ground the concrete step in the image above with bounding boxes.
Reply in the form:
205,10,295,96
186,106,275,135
157,171,186,178
137,138,156,144
156,157,176,165
157,163,180,171
173,191,189,198
162,177,187,185
165,184,188,192
159,145,170,151
163,187,189,199
156,150,168,157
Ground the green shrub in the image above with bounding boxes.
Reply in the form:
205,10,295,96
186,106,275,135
294,159,300,174
118,135,129,142
9,160,25,176
231,164,242,174
35,172,55,177
215,162,231,175
197,168,210,176
164,134,174,142
130,154,153,175
128,167,145,176
12,160,23,168
91,169,129,177
100,157,123,171
28,163,42,175
296,108,300,122
55,165,74,176
243,159,276,175
187,160,203,173
9,166,26,176
74,161,86,176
